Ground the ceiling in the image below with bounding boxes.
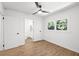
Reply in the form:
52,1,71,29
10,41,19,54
2,2,75,16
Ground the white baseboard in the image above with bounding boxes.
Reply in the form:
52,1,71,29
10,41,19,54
33,39,44,41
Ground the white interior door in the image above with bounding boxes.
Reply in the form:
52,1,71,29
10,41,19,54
33,19,43,41
4,16,25,50
0,14,3,50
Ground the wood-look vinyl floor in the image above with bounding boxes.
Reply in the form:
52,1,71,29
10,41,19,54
0,39,79,56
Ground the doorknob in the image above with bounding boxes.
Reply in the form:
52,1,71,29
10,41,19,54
17,33,19,35
40,31,41,32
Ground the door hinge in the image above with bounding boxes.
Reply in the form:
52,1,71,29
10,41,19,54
3,17,4,20
3,44,4,47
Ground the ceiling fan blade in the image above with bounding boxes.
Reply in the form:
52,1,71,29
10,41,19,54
32,10,40,15
35,2,42,8
32,11,38,15
35,2,39,8
42,10,49,13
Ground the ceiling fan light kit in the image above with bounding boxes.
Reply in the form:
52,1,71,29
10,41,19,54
38,11,48,15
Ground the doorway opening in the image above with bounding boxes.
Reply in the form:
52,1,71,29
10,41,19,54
25,19,34,43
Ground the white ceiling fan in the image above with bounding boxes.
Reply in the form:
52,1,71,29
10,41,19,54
32,2,49,15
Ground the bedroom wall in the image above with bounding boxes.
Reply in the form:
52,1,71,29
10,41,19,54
43,4,79,52
0,2,4,15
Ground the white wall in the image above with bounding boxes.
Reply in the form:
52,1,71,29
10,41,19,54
43,5,79,52
0,2,4,15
